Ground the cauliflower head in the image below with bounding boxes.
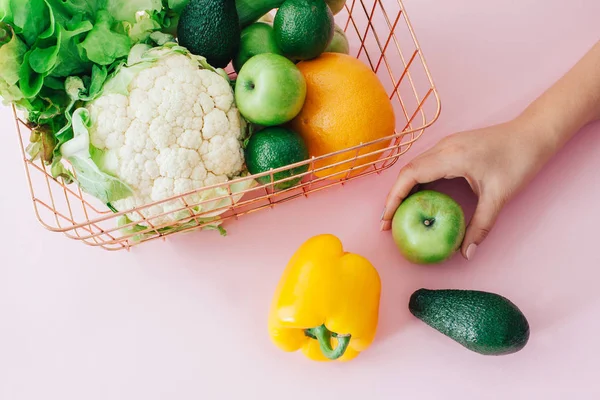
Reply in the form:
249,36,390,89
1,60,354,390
61,43,254,228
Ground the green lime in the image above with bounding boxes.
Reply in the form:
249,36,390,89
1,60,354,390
233,22,284,73
244,127,309,190
273,0,335,61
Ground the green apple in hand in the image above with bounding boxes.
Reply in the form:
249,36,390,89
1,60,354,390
392,190,466,264
235,53,307,126
233,22,283,73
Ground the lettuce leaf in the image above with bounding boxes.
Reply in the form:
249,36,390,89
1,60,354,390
80,10,132,65
5,0,52,47
0,0,10,21
49,19,94,78
0,23,26,103
44,0,102,22
105,0,163,24
0,0,180,175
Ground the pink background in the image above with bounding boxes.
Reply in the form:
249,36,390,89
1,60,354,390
1,0,600,398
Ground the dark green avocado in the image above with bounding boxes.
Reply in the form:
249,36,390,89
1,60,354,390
177,0,241,68
409,288,530,356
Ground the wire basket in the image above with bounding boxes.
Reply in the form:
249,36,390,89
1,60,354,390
12,0,441,251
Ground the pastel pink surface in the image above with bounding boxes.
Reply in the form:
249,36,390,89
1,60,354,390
1,0,600,398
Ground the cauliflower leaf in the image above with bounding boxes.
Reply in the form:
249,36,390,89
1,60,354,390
61,108,133,204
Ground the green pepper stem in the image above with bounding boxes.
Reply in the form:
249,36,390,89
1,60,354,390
305,325,351,360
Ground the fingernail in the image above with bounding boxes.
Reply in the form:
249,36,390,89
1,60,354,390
380,207,386,221
380,220,391,231
466,244,477,260
380,221,386,231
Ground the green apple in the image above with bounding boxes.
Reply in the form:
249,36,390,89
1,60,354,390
391,190,466,264
326,0,347,15
235,53,307,126
325,24,350,54
233,22,284,73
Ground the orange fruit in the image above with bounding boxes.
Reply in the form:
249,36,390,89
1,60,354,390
288,52,396,179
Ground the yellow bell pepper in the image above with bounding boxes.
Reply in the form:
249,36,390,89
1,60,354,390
268,234,381,362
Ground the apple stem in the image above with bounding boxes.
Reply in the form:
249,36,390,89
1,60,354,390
424,219,434,227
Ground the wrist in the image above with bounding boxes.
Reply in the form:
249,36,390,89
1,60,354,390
512,41,600,159
512,105,576,163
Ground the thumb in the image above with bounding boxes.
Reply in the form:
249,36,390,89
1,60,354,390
461,198,501,260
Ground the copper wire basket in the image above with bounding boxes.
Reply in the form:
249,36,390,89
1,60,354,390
13,0,441,251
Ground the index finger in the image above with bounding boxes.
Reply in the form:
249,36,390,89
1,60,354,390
380,155,456,230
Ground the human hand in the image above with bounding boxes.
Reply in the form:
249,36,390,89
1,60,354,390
380,118,552,260
380,41,600,260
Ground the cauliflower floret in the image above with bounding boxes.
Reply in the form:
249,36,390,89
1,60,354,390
85,49,246,226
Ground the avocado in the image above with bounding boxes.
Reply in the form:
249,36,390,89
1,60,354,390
177,0,241,68
409,288,530,355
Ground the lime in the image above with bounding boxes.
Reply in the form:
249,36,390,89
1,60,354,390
244,127,309,190
233,22,284,72
274,0,335,61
